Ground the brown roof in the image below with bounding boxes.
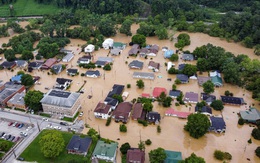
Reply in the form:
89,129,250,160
94,102,111,114
132,103,143,120
148,61,160,69
128,44,140,55
198,76,211,86
42,58,57,69
127,148,145,163
113,102,133,122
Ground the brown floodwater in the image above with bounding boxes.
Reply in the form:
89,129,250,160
0,23,260,163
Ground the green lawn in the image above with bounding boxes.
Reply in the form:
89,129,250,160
0,0,62,17
20,130,90,163
0,139,15,160
62,111,79,122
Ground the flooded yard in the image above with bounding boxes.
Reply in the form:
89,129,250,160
0,23,260,163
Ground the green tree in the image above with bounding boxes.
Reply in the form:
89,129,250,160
143,102,153,112
172,84,177,90
252,128,260,140
180,153,205,163
87,128,99,137
214,150,225,160
136,79,144,89
132,34,146,47
120,124,127,132
149,147,167,163
137,22,155,37
4,49,16,61
255,146,260,158
210,100,224,111
222,61,241,85
175,79,181,85
40,19,55,37
138,141,145,151
38,42,59,59
177,92,184,105
196,58,209,72
155,25,168,40
24,90,43,112
175,33,190,49
254,44,260,56
112,94,123,103
184,113,211,139
21,50,34,60
120,19,132,36
120,143,131,155
21,74,34,87
162,97,172,107
182,64,197,77
145,139,152,145
243,36,254,48
169,54,179,62
0,141,9,152
39,130,65,158
98,17,116,37
202,81,215,94
103,64,111,71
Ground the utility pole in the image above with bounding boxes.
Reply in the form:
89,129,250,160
12,148,16,158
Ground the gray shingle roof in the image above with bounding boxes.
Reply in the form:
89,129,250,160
40,89,80,108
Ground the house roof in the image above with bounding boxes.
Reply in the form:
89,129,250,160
153,87,167,98
107,84,125,98
195,106,212,114
182,54,194,60
15,60,28,67
60,48,73,54
92,140,118,158
42,58,57,68
28,61,44,68
164,50,174,58
198,76,211,86
0,82,24,104
67,68,78,74
220,96,244,105
150,44,159,52
210,116,226,131
127,148,145,163
148,61,160,69
7,92,25,106
113,102,132,121
97,57,114,63
110,48,121,55
95,60,107,66
146,111,161,122
210,71,221,77
113,42,126,49
139,48,149,54
164,150,182,163
104,97,118,106
132,103,144,120
40,89,80,108
11,74,22,83
128,44,140,55
141,93,150,98
240,107,260,122
133,72,155,80
63,53,74,61
85,70,101,76
201,93,216,103
128,60,144,69
184,92,198,102
66,135,92,153
176,74,189,83
178,64,186,71
165,109,191,119
56,78,72,85
51,64,63,74
211,76,223,86
94,102,111,114
1,61,16,68
169,90,181,97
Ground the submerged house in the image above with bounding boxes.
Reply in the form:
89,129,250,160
239,107,260,123
164,50,174,59
41,58,57,69
128,44,140,56
148,61,160,72
112,102,133,123
220,96,245,105
184,92,198,104
94,102,112,119
66,135,92,156
128,60,144,70
92,140,118,163
209,116,226,133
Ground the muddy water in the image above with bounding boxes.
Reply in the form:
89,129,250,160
0,23,260,163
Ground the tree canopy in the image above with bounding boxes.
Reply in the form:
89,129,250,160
184,113,211,139
24,90,44,112
202,81,215,94
210,100,224,111
149,147,167,163
21,74,34,87
39,130,65,158
180,153,206,163
120,142,131,155
131,34,146,47
136,79,145,89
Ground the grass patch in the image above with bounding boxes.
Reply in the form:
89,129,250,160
0,0,62,17
0,153,4,160
62,111,79,122
39,112,51,118
0,139,15,152
20,130,89,162
14,108,26,112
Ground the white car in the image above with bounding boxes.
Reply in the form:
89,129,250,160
26,126,32,131
79,112,83,117
54,126,61,130
42,118,49,121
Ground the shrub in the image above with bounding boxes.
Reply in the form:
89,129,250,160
252,128,260,140
157,125,161,133
145,139,152,145
106,117,112,126
81,73,85,76
175,103,180,106
248,138,252,144
238,118,245,125
255,146,260,158
138,119,148,126
224,152,232,160
214,150,225,160
127,84,131,88
120,124,127,132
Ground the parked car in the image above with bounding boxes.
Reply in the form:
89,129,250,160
1,133,7,139
18,123,24,129
0,132,4,137
60,122,68,126
16,123,20,128
17,157,25,161
12,122,17,127
8,122,14,126
9,136,15,141
42,118,49,121
20,132,28,137
13,136,21,142
5,134,11,140
79,112,83,117
54,126,61,130
26,126,32,131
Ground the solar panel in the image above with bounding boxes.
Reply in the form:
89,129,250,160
49,90,71,98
